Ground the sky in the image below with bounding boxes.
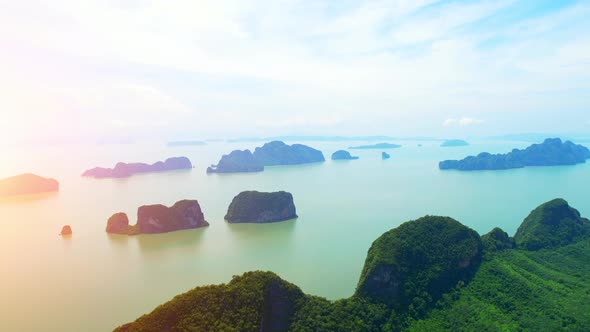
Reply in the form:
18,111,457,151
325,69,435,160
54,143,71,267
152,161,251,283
1,0,589,143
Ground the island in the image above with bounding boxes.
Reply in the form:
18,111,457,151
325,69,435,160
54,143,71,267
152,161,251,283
0,173,59,196
382,152,390,159
252,141,325,166
207,150,264,173
439,138,590,171
331,150,359,160
225,191,297,223
349,142,401,149
167,140,206,147
82,157,192,178
208,141,325,174
115,198,590,331
106,200,209,235
60,225,72,236
440,139,469,147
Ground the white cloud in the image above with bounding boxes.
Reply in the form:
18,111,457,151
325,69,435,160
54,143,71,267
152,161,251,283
443,117,485,127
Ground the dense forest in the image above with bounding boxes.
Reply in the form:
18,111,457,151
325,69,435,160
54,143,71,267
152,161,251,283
115,199,590,331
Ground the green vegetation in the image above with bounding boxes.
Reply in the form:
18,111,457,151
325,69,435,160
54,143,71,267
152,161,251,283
115,199,590,331
225,191,297,223
514,198,590,250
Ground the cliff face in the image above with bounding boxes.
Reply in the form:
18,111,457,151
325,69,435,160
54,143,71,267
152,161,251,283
0,173,59,196
331,150,359,160
225,191,297,223
207,149,264,173
83,157,192,178
514,198,590,250
356,216,482,311
439,138,590,171
106,200,208,235
252,141,325,166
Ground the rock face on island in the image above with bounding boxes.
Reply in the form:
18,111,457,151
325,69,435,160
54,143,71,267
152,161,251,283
331,150,359,160
439,138,590,171
441,139,469,147
60,225,72,236
514,198,590,251
225,191,297,223
106,200,209,235
82,157,192,178
253,141,325,166
207,150,264,173
0,173,59,196
349,143,401,149
382,152,390,160
356,216,482,310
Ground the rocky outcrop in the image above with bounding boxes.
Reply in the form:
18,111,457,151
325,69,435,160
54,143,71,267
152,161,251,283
106,200,208,235
349,143,401,150
441,139,469,147
439,138,590,171
331,150,359,160
225,191,297,223
382,152,390,160
514,198,590,250
207,150,264,173
0,173,59,196
253,141,325,166
82,157,193,178
482,227,515,253
356,216,482,311
60,225,72,236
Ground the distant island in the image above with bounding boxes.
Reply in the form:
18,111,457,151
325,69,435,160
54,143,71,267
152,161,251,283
331,150,359,160
0,173,59,196
208,141,324,174
82,157,192,178
225,191,297,223
349,142,401,149
167,140,206,147
106,200,208,235
382,152,390,159
115,198,590,331
440,139,469,147
439,138,590,171
207,150,264,174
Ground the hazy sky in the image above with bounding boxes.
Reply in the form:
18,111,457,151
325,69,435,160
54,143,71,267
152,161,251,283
1,0,589,143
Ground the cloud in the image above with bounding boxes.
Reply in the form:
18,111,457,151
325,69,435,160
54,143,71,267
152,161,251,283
443,117,485,127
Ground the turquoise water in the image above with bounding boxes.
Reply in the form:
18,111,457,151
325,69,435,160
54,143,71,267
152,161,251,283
1,140,589,331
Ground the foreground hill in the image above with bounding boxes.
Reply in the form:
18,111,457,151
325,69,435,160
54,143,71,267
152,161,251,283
114,199,590,331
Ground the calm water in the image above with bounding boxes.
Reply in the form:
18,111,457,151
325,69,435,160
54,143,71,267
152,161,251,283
1,140,589,331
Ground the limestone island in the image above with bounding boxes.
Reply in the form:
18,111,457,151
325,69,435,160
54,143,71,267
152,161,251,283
331,150,359,160
82,157,192,178
439,138,590,171
116,198,590,331
106,199,209,235
207,150,264,173
208,141,324,174
0,173,59,196
382,152,390,159
60,225,72,236
441,139,469,147
225,191,297,223
349,142,401,149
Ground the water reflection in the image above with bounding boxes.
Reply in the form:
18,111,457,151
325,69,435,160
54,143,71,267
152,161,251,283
136,227,207,253
0,191,58,204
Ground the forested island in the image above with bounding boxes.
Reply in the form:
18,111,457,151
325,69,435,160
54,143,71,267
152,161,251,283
106,200,208,235
225,191,297,223
208,141,324,173
114,198,590,331
439,138,590,171
349,143,401,149
83,157,193,178
331,150,359,160
0,173,59,196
